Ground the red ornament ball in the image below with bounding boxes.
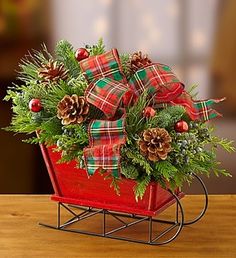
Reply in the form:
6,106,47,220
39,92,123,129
75,48,90,61
174,120,189,133
143,106,156,118
122,90,138,107
29,99,43,112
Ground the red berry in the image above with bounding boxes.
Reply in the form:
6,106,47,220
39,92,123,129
143,106,156,118
75,48,90,62
29,99,43,112
174,120,189,133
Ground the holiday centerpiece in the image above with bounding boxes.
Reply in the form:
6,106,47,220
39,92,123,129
4,39,235,244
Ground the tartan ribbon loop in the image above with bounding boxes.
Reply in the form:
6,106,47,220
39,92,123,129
80,48,127,85
83,116,126,177
128,63,224,122
129,63,184,103
83,144,121,178
88,116,126,147
85,77,129,118
80,49,129,118
170,94,225,121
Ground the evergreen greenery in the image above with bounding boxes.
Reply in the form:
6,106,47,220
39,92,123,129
3,38,235,200
134,175,151,201
55,40,81,78
121,162,139,179
87,38,106,56
17,44,52,83
148,105,186,129
120,53,132,80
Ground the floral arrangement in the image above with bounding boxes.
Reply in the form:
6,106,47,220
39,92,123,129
4,39,235,200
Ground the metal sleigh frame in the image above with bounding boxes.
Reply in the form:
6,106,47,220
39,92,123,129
39,173,208,245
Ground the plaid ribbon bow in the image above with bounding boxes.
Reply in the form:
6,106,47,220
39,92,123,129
129,63,224,121
80,49,224,177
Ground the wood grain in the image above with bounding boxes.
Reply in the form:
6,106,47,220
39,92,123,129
0,195,235,258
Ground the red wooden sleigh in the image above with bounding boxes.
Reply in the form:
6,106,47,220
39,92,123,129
39,144,208,245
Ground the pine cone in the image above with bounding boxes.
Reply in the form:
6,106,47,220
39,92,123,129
130,51,152,72
138,128,172,162
57,95,89,125
38,60,68,82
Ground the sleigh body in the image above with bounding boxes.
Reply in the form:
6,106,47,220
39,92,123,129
40,145,184,217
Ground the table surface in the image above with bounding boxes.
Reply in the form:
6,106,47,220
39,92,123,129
0,195,235,258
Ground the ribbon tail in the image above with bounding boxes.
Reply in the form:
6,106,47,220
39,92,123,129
171,92,225,121
193,97,225,121
83,145,121,178
84,115,126,178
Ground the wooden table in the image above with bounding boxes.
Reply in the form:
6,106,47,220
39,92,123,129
0,195,235,258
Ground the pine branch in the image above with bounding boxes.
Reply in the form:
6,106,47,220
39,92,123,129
55,40,81,78
42,80,85,115
18,44,52,83
126,91,149,138
67,76,87,95
120,53,132,80
89,38,105,56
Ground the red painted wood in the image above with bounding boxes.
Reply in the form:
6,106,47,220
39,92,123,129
39,144,61,196
40,145,184,216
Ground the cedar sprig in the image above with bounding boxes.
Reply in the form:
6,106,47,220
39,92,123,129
134,175,151,201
